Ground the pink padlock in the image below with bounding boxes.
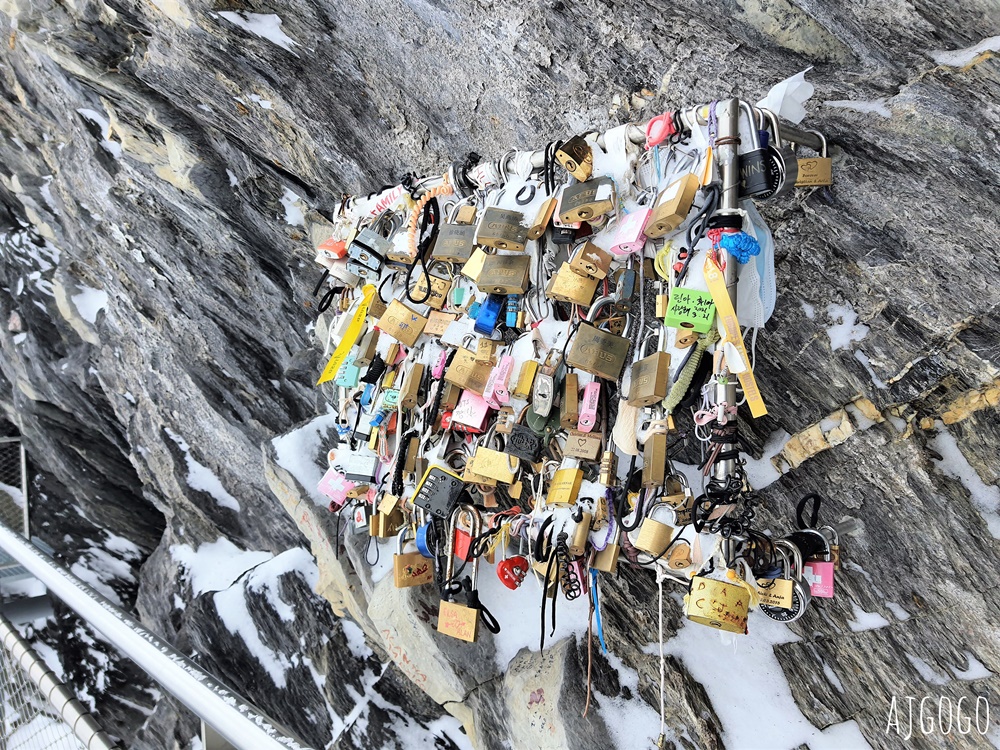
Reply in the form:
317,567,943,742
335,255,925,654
452,390,491,433
432,350,449,380
791,529,835,598
610,208,651,256
317,466,355,510
483,355,514,408
578,382,600,432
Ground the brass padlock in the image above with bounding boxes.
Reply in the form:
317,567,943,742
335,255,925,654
461,247,490,282
547,467,583,506
475,207,528,252
635,504,675,557
403,436,420,474
592,526,620,573
455,204,478,225
468,447,518,484
400,363,424,409
560,373,579,429
555,135,593,182
566,297,630,381
440,382,462,411
559,178,615,223
684,574,750,634
546,263,599,306
512,360,538,399
378,300,427,347
394,527,434,588
437,505,483,642
526,196,557,240
568,511,592,557
675,330,699,349
431,219,476,263
628,350,671,407
795,130,832,187
477,254,531,295
564,430,602,461
413,274,452,310
599,449,618,486
568,241,613,280
475,338,500,364
370,505,404,538
645,173,700,238
642,432,668,488
445,348,493,395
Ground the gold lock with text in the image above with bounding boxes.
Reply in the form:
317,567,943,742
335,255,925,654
379,300,427,347
645,173,700,238
559,177,616,223
438,505,483,642
475,207,528,252
635,504,676,557
569,241,613,280
684,575,750,634
547,467,583,506
477,254,531,295
445,348,493,395
628,350,671,407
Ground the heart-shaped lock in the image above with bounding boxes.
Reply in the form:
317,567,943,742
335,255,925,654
497,555,529,590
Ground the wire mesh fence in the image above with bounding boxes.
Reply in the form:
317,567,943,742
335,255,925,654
0,437,26,536
0,644,85,750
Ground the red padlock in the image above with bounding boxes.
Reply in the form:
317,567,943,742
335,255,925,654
497,555,530,590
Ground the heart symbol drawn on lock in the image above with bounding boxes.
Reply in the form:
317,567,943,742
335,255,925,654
497,555,529,590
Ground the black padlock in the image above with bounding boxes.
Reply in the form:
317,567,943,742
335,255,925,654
738,102,774,199
507,424,542,462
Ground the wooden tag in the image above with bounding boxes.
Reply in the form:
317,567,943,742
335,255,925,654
564,430,602,461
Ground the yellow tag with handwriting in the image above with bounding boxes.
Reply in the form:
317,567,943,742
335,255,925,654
702,257,767,418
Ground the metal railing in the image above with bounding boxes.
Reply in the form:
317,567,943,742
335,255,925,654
1,612,110,749
0,522,316,750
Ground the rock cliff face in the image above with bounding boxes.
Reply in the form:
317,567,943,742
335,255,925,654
0,0,998,748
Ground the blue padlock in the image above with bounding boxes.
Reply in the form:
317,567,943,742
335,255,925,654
415,523,433,558
361,383,376,409
506,294,520,328
474,293,505,335
335,354,360,388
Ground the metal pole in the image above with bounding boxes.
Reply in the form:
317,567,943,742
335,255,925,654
712,98,741,483
0,523,315,750
0,612,120,749
18,442,27,537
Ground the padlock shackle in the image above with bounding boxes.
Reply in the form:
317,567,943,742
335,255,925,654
738,101,762,150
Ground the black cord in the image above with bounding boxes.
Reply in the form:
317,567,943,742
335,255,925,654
406,198,439,305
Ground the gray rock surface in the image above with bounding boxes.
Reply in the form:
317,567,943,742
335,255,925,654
0,0,998,748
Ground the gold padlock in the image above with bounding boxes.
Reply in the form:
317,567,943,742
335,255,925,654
547,467,583,505
559,178,615,223
477,254,530,295
555,135,593,182
475,207,528,252
568,241,613,280
592,526,620,573
628,351,671,407
400,363,424,409
684,574,750,634
394,527,434,588
599,449,618,486
440,382,462,411
455,204,478,225
526,196,557,240
795,130,832,187
675,330,700,349
512,360,538,399
378,300,427,347
355,328,380,367
645,173,700,238
461,247,490,283
642,432,668,488
569,512,592,557
437,505,483,642
468,447,518,484
413,274,452,310
475,338,500,364
431,220,477,264
445,348,493,395
545,263,599,306
635,504,675,557
560,373,579,429
370,505,404,539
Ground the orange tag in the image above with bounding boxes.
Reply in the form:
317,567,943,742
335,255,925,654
702,257,767,418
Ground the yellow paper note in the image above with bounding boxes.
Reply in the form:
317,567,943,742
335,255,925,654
702,257,768,418
316,284,376,385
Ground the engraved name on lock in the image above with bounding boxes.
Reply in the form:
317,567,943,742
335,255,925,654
414,275,452,310
444,348,493,395
546,263,599,306
475,208,528,252
477,255,531,295
567,325,630,381
628,351,671,407
559,178,615,223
